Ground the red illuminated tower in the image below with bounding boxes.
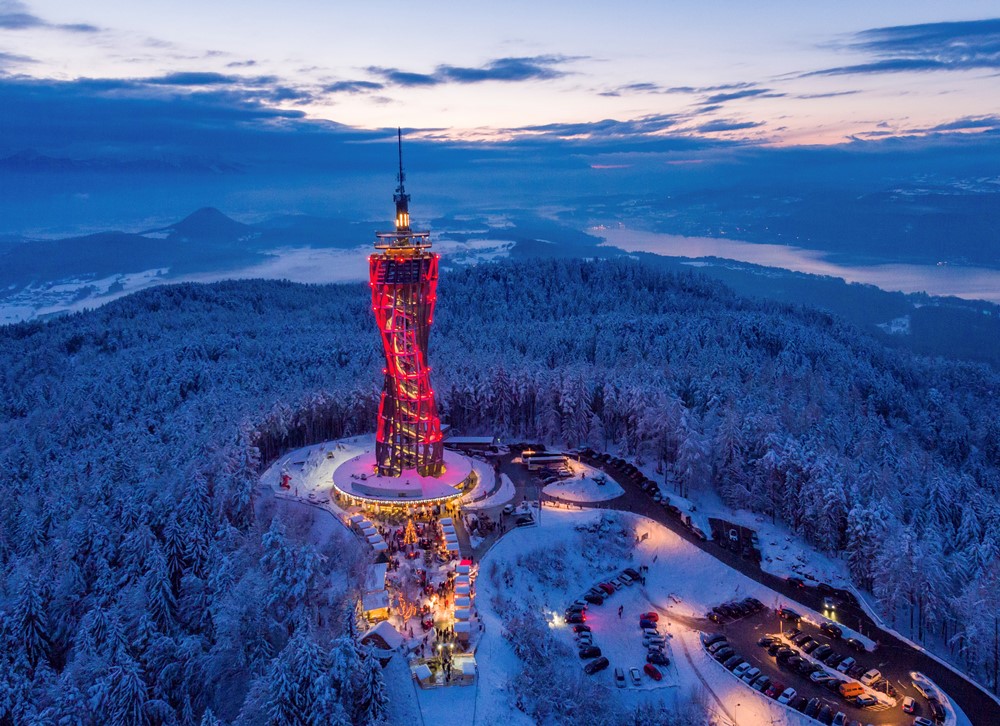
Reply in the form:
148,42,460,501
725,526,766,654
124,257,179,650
369,130,444,477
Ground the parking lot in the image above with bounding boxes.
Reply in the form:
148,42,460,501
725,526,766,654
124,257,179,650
705,606,943,725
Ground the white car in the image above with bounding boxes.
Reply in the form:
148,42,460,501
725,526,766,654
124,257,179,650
620,573,634,585
611,577,625,590
629,667,642,686
860,668,881,686
614,667,626,688
732,662,752,678
810,670,833,683
777,687,797,705
836,656,856,673
741,667,760,683
576,632,593,644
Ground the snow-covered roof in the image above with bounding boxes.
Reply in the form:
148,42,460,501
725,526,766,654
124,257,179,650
456,564,471,574
455,596,471,607
460,659,476,675
332,451,471,503
362,590,389,612
455,575,470,586
372,541,388,552
440,517,454,525
455,584,470,594
414,664,432,681
365,563,388,593
362,619,403,650
349,514,365,524
366,533,383,544
454,621,471,633
455,608,470,620
445,542,460,552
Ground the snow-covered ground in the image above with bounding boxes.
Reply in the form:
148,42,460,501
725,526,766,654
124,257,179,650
911,671,975,726
542,460,624,502
464,506,812,724
463,473,515,511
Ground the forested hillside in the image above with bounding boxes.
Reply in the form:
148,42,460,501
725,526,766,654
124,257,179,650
1,259,998,723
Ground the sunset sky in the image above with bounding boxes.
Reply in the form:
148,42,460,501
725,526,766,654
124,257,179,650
2,0,999,146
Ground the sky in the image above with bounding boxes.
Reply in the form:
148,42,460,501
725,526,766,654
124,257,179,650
2,0,999,146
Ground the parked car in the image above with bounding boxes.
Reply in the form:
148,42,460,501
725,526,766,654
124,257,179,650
707,639,730,654
741,667,760,684
599,583,615,595
614,667,625,688
845,637,866,652
817,705,833,725
777,687,797,704
639,611,659,622
927,699,946,722
832,713,847,726
860,669,881,686
792,633,812,646
758,636,776,647
566,612,585,624
767,643,785,657
791,696,809,712
620,573,635,585
855,696,878,708
752,676,771,692
824,652,845,667
813,644,833,661
573,624,591,633
786,627,802,639
578,645,601,659
733,662,752,677
713,647,734,662
703,633,727,647
764,682,784,698
584,656,609,675
821,622,844,639
629,667,642,686
624,568,642,580
912,719,935,726
639,618,657,630
584,593,604,605
776,650,796,664
723,655,743,670
779,608,801,621
803,640,822,654
836,656,856,673
643,663,662,681
787,576,805,588
901,696,916,714
805,698,821,717
647,650,669,665
811,670,834,683
824,678,848,694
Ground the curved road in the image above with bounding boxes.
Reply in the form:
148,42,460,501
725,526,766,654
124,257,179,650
500,455,998,725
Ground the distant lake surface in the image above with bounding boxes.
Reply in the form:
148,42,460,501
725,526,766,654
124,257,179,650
600,229,1000,303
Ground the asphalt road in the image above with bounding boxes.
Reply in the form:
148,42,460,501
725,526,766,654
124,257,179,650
503,449,998,725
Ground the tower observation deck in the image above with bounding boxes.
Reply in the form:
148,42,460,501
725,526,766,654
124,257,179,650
369,129,444,477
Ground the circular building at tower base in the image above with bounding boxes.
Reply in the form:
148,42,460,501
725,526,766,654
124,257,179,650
332,449,473,512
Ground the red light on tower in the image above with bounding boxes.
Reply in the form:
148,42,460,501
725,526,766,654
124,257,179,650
368,129,444,477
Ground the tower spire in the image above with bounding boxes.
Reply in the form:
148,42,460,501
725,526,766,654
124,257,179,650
393,127,410,232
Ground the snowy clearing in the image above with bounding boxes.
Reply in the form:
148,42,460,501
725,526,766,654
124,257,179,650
542,460,624,502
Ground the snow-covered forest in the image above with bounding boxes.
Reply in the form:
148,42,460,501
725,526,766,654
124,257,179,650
2,259,999,722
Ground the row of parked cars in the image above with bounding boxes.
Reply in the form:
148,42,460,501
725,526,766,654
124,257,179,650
638,611,670,667
704,632,876,726
576,567,643,607
706,596,765,624
760,635,880,709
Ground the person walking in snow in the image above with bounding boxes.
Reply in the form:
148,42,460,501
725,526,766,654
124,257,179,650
618,605,623,619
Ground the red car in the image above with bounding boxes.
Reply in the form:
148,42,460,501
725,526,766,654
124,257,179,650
765,682,784,698
643,663,662,681
640,611,659,622
599,583,615,595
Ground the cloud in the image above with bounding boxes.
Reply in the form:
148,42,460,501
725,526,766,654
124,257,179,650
702,87,785,104
600,81,755,97
694,119,763,133
0,50,35,66
806,18,1000,76
437,55,575,83
324,80,385,94
366,66,439,87
144,72,241,86
516,113,682,139
929,115,1000,132
367,55,581,88
0,0,99,32
226,60,258,68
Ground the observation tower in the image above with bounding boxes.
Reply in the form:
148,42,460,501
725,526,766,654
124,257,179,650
331,130,470,513
370,129,444,477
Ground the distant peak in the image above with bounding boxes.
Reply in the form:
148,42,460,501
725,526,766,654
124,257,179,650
167,207,250,241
